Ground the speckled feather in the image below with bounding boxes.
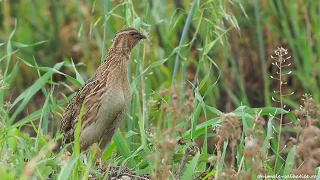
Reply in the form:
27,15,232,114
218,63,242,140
59,28,146,151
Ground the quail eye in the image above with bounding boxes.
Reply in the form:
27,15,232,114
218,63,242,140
130,32,135,36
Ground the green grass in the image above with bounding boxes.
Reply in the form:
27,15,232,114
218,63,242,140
0,0,320,179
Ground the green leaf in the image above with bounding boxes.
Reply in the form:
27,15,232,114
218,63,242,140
74,103,85,156
172,153,211,164
113,130,136,168
171,0,199,85
140,58,168,75
18,57,82,87
57,156,80,180
282,146,296,175
205,105,223,115
134,17,151,28
9,62,64,124
191,104,202,139
262,115,273,153
199,72,210,90
71,59,85,85
11,40,48,47
181,151,200,179
218,141,228,172
183,117,220,139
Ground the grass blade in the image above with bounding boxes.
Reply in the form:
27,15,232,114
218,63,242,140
282,146,296,175
180,151,200,180
113,130,136,168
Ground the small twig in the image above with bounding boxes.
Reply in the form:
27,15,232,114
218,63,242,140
270,47,292,172
215,142,222,179
237,156,245,175
175,147,191,179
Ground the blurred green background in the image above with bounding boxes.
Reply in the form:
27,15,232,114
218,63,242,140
1,0,320,179
1,0,319,125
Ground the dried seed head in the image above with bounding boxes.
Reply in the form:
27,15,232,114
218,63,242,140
0,70,9,90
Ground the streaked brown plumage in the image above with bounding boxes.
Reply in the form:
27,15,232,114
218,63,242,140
59,28,146,151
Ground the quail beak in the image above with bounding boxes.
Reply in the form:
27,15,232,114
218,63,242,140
139,33,147,39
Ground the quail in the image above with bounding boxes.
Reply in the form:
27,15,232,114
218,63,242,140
59,28,146,152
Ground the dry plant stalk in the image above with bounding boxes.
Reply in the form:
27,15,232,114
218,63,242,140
214,112,267,180
215,113,241,179
160,85,194,122
175,142,198,180
240,115,268,179
148,127,179,180
270,47,294,171
291,94,320,176
22,142,57,177
147,85,194,180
